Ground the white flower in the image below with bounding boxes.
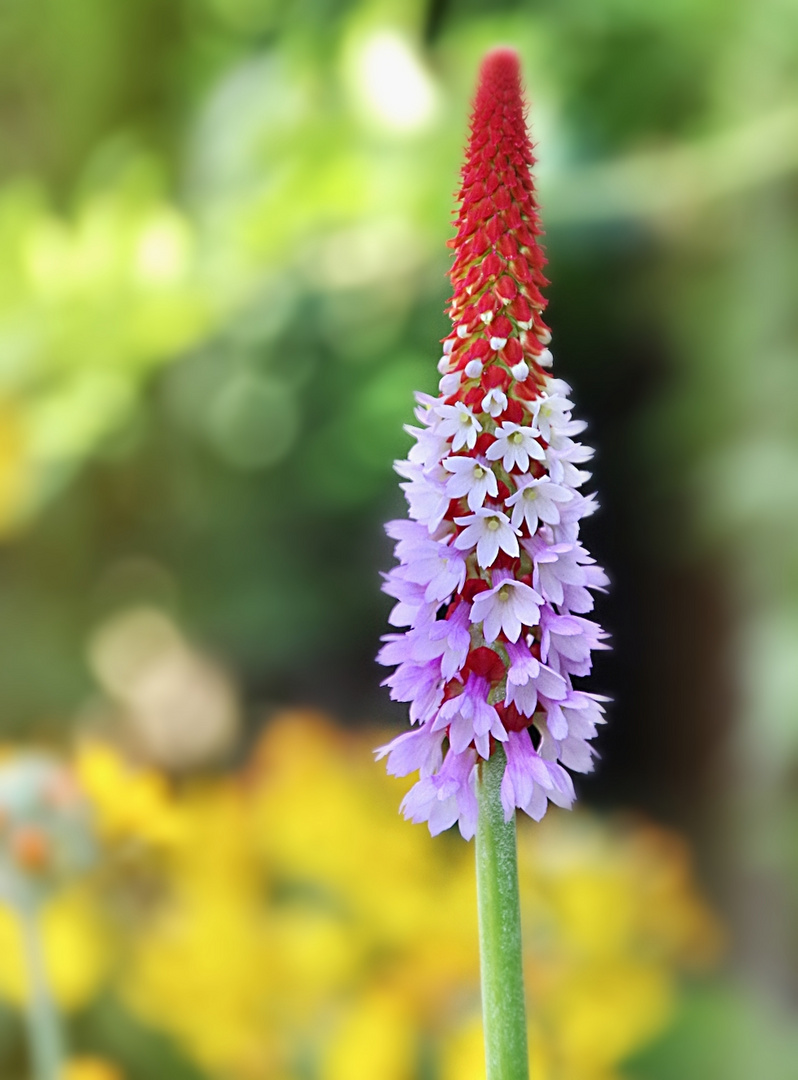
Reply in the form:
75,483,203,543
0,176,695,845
434,402,482,451
443,456,498,511
510,359,529,381
464,359,483,378
489,336,507,350
481,388,507,417
470,578,543,643
486,421,545,472
529,393,572,441
505,476,572,534
454,508,519,567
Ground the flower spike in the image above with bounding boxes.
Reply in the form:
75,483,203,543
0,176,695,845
377,48,609,840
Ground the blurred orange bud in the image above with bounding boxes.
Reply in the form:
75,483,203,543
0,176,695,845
10,825,51,873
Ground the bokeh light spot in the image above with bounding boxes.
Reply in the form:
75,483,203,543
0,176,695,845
352,30,438,134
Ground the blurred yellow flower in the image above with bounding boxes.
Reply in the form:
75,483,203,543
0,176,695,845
75,741,184,850
323,985,417,1080
123,780,283,1078
516,814,723,1076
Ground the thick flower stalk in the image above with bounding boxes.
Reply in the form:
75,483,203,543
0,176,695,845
377,49,609,839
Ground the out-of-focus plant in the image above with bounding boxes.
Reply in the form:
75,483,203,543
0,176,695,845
0,164,213,535
0,755,95,1080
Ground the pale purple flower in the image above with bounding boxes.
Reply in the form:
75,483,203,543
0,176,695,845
381,568,437,628
500,729,549,821
544,438,594,487
469,576,543,643
401,747,479,839
394,461,450,532
504,639,567,716
540,607,609,676
523,534,600,608
432,674,507,758
383,658,443,724
375,722,444,779
537,727,592,786
506,638,540,687
554,491,598,540
427,603,471,679
398,537,467,603
500,728,575,821
406,424,450,469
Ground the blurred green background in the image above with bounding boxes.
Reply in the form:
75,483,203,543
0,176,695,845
0,0,797,1076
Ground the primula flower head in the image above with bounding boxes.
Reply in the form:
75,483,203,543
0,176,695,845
377,48,609,839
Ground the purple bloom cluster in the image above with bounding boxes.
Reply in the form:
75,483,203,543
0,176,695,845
377,375,609,839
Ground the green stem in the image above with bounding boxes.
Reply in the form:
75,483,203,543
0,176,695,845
18,904,64,1080
475,747,529,1080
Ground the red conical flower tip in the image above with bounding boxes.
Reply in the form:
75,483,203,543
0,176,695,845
446,48,552,386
